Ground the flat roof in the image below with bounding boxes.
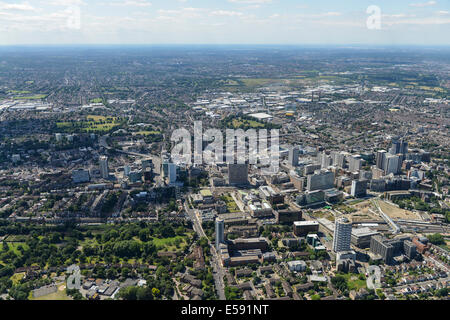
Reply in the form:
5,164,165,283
294,221,319,226
352,227,379,237
200,189,213,197
249,113,273,119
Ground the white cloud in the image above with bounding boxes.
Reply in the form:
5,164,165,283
228,0,272,4
109,0,152,7
409,1,437,8
0,1,36,11
210,10,243,17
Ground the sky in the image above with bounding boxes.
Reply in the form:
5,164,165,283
0,0,449,45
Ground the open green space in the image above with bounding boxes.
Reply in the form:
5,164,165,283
56,115,124,133
13,94,47,100
30,285,72,301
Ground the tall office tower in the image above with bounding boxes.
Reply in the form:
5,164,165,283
351,180,368,198
99,156,109,179
316,152,324,165
376,150,387,170
390,139,408,156
399,140,408,155
333,217,352,253
306,170,334,191
215,218,225,250
124,165,131,177
162,161,169,178
332,152,346,169
320,153,332,169
384,155,400,175
348,155,362,172
389,139,400,155
228,163,249,186
168,163,177,184
288,146,299,167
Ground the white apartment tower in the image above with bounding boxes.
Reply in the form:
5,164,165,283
99,156,109,179
215,218,225,250
333,217,352,252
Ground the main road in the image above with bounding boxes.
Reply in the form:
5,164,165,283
184,199,226,300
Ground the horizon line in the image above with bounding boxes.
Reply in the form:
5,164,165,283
0,43,450,48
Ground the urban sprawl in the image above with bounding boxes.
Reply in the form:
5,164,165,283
0,47,448,301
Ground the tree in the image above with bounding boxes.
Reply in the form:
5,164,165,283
435,288,448,297
136,287,153,300
331,275,348,293
151,287,160,298
428,234,445,245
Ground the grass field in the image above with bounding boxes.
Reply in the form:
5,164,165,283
152,235,189,251
9,90,31,94
90,98,103,103
13,94,47,100
376,200,418,220
231,118,265,129
339,273,367,291
56,115,123,133
239,78,274,87
31,284,72,301
5,242,29,255
311,210,335,222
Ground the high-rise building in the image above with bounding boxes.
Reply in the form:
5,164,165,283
99,156,109,179
168,163,177,184
228,164,248,186
333,217,352,252
320,154,332,169
390,139,408,155
348,155,362,173
403,240,417,260
162,161,169,178
332,151,346,169
376,150,387,170
306,170,334,191
351,180,368,198
215,218,225,250
288,146,299,167
384,155,400,175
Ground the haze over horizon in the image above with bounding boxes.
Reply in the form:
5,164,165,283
0,0,449,46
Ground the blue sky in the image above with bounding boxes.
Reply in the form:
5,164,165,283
0,0,449,45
